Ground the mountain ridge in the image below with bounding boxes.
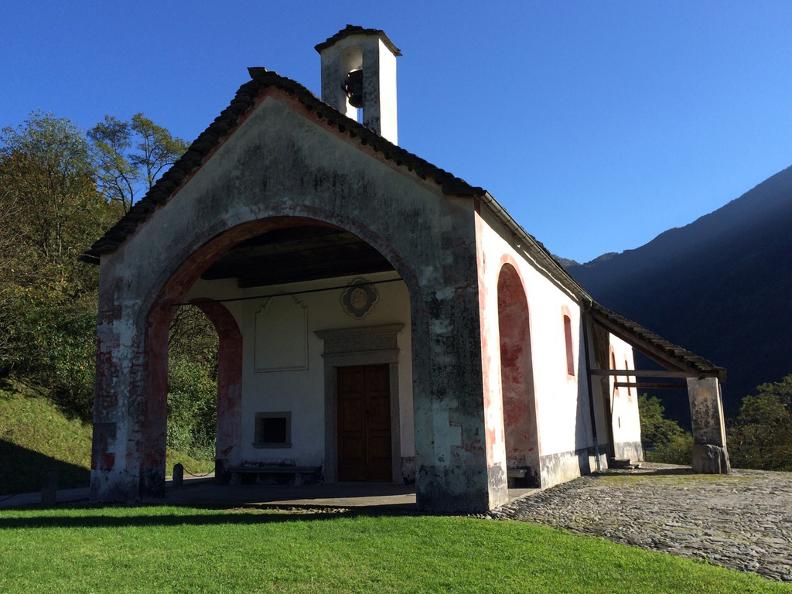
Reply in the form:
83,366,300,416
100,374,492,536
565,163,792,420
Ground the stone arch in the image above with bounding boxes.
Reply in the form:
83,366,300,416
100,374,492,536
496,262,540,486
136,214,423,496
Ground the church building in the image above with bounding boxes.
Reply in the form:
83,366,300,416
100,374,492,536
82,26,730,512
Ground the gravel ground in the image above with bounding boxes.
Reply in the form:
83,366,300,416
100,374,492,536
485,463,792,582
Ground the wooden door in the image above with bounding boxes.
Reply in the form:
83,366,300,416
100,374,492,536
337,364,392,481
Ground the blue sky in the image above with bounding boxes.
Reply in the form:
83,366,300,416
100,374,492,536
3,1,791,262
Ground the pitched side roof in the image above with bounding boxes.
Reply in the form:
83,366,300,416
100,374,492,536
79,66,725,379
589,302,726,379
314,24,402,56
479,194,724,378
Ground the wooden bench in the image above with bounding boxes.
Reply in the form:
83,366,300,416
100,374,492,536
226,464,321,486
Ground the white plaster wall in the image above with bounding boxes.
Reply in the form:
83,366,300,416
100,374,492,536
475,208,594,482
608,334,642,452
376,38,398,145
185,270,414,467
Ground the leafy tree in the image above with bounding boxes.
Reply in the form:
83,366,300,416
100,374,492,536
1,111,216,454
167,357,217,459
728,375,792,471
0,113,113,288
88,113,187,212
638,394,693,464
167,304,219,459
0,113,118,416
169,305,219,374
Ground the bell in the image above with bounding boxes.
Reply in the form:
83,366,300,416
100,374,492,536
342,68,364,108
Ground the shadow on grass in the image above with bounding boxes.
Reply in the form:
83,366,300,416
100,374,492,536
0,509,362,530
0,440,89,495
0,499,429,529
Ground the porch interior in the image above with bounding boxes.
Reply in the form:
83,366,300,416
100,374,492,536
180,220,417,496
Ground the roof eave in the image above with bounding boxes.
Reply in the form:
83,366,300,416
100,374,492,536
314,25,402,56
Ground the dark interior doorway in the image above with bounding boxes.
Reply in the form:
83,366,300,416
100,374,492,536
337,364,392,481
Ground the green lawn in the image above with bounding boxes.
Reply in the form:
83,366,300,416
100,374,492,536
0,506,787,593
0,382,214,494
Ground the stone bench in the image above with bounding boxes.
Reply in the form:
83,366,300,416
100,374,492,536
507,466,540,488
226,464,321,486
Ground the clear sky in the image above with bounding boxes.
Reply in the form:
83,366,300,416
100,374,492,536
3,1,791,262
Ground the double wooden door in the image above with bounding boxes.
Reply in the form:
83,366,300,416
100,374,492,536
337,364,392,481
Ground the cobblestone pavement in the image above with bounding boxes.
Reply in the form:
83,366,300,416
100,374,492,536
486,464,792,582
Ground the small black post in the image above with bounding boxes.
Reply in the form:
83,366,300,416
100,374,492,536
173,463,184,489
41,470,58,506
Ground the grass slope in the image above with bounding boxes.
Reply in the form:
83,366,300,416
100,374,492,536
0,383,213,494
0,507,787,593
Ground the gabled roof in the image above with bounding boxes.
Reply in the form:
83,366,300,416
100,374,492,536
314,24,402,56
81,67,483,261
79,66,725,379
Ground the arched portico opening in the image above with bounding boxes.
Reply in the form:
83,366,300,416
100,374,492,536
138,217,416,497
497,263,540,487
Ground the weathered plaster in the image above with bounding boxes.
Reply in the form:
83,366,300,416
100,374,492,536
497,263,540,486
474,205,599,490
91,95,494,512
687,377,730,474
607,335,643,462
191,299,243,477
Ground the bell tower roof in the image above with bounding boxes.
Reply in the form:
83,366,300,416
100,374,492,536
315,24,402,56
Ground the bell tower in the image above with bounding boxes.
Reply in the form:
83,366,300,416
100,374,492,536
315,25,401,145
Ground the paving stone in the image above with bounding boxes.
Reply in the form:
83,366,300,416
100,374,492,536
487,463,792,582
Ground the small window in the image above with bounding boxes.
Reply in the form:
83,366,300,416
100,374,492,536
254,412,291,448
563,315,574,376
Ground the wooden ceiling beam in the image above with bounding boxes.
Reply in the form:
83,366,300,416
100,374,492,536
216,231,365,261
236,258,393,288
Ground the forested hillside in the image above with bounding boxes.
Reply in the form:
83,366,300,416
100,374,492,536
0,113,218,491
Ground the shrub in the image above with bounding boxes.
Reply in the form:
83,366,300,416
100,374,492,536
167,357,217,460
728,375,792,471
638,394,693,465
0,284,96,419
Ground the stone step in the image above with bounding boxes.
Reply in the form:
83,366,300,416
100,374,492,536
609,458,641,470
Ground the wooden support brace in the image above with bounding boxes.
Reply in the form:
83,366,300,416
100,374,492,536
614,381,686,390
591,368,711,379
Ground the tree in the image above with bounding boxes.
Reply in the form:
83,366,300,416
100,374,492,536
0,113,118,416
728,375,792,471
638,394,692,464
0,113,111,288
1,111,215,452
88,113,187,212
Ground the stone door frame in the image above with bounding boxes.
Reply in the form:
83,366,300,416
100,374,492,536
315,323,404,484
